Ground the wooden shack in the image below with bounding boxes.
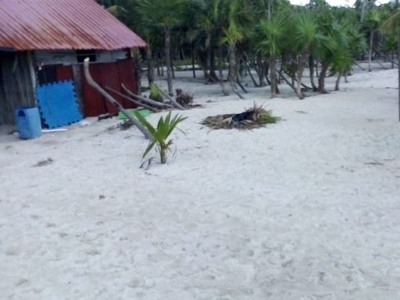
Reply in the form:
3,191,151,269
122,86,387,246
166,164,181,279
0,0,146,125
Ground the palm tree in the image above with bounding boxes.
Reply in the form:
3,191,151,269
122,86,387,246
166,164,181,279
193,0,225,83
330,38,353,91
256,16,286,97
292,13,323,99
136,0,190,96
221,21,244,84
381,9,400,121
220,0,248,84
364,8,383,72
312,5,335,93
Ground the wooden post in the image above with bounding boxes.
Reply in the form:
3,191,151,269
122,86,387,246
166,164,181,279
27,52,37,91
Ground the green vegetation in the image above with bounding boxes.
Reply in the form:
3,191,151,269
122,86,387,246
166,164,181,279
98,0,400,112
134,111,187,164
149,83,164,102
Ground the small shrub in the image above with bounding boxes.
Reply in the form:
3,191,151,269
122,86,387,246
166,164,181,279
149,83,164,102
134,111,187,164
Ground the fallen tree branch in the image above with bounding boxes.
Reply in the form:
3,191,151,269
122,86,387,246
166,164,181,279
83,58,151,140
159,89,186,110
105,86,159,113
122,84,173,109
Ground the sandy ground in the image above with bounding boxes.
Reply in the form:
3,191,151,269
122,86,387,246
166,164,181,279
1,65,400,300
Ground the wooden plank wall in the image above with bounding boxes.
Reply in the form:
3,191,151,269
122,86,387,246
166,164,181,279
0,51,36,125
80,58,136,117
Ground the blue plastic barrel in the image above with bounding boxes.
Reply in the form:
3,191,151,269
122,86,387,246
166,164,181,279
14,107,42,139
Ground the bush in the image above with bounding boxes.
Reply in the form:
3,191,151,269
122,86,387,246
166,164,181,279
149,83,164,102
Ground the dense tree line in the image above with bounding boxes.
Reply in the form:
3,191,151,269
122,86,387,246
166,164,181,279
96,0,400,104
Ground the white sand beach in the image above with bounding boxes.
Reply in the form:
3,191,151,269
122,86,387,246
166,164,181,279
1,66,400,300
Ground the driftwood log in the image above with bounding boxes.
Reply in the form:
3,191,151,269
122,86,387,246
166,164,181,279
83,58,151,140
122,84,173,109
159,89,186,110
105,87,160,113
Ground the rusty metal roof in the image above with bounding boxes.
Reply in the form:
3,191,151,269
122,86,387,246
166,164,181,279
0,0,146,51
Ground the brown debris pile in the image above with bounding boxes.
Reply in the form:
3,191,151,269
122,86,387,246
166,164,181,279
202,103,280,130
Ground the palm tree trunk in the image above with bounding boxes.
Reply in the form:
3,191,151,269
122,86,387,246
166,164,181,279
164,27,173,96
270,56,277,98
368,30,374,72
228,43,236,83
147,47,154,85
296,70,304,99
206,43,212,82
157,55,161,76
296,53,308,100
210,48,219,82
398,32,400,121
265,62,271,85
218,47,224,81
171,51,175,80
160,52,164,76
309,56,318,91
392,51,395,69
191,43,196,78
256,53,267,86
335,73,341,91
217,48,228,96
318,62,329,94
133,51,142,96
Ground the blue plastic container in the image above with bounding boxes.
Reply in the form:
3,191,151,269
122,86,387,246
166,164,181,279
14,107,42,139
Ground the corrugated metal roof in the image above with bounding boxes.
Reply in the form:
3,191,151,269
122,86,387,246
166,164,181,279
0,0,146,51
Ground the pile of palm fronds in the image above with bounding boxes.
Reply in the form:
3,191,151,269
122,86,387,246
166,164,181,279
202,103,280,130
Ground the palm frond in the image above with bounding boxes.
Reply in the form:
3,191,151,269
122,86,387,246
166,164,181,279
381,10,400,33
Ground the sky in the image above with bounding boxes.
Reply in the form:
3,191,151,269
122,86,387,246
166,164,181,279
289,0,392,7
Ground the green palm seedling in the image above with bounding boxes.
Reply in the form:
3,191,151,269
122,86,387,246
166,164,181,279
134,111,187,164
